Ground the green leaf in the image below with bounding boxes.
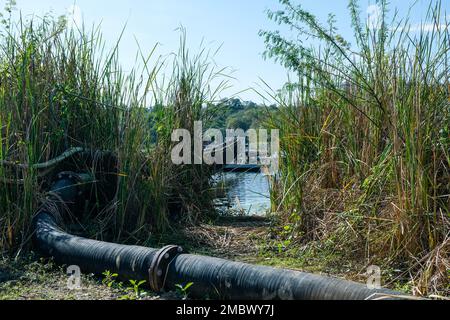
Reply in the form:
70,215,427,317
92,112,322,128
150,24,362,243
184,282,194,290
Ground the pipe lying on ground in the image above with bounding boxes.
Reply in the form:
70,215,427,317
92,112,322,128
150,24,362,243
33,173,408,300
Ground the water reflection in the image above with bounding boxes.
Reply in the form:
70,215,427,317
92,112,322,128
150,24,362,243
213,172,271,216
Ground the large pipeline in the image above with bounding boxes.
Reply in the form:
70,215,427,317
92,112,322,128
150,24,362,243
33,172,407,300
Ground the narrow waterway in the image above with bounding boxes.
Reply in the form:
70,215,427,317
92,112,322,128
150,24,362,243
213,171,271,216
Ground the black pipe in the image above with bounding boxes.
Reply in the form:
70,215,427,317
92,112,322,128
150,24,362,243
33,173,407,300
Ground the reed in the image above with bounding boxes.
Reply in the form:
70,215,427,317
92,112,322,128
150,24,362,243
261,0,449,295
0,9,224,250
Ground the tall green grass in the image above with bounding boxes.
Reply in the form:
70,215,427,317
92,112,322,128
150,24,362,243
0,11,224,250
261,0,449,295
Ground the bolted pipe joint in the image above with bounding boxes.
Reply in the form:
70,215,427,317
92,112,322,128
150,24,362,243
148,245,184,292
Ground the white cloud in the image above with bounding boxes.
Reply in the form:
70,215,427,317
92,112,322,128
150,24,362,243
66,4,82,28
367,4,381,30
366,4,447,33
408,23,447,32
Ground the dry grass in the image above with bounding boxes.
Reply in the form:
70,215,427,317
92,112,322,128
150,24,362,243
183,217,269,260
260,0,450,296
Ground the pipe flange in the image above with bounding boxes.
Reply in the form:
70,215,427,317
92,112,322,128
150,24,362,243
148,245,184,292
55,171,93,194
56,171,78,181
56,171,92,183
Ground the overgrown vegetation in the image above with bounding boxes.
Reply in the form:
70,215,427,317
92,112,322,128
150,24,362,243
0,2,224,252
0,0,448,300
260,0,449,296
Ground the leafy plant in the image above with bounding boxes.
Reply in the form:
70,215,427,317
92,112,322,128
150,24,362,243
129,279,147,299
101,270,118,288
175,282,194,299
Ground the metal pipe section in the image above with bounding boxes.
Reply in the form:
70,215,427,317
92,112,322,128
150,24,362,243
33,173,406,300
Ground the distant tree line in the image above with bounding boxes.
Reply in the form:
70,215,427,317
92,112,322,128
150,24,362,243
149,98,278,142
203,98,277,131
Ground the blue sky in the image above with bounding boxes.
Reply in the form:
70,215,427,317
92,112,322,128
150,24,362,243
10,0,449,103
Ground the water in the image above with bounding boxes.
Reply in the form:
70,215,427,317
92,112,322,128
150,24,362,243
213,172,271,216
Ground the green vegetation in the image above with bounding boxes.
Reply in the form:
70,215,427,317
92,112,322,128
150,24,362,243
260,0,449,296
0,0,448,300
0,2,223,251
203,98,277,131
175,282,194,300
